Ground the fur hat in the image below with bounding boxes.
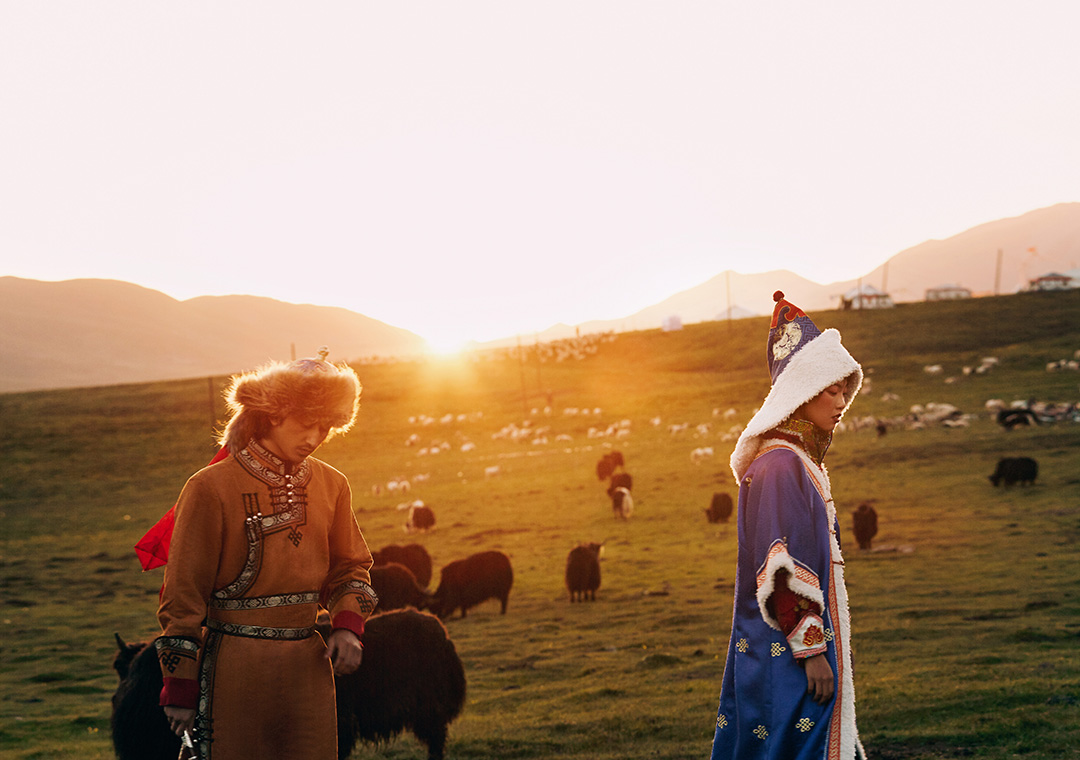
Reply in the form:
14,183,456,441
730,292,862,481
219,349,361,453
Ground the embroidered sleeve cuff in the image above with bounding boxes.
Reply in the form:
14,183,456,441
787,612,828,659
331,610,366,641
326,580,379,618
153,636,200,682
159,677,199,708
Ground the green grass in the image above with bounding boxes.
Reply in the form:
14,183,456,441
2,289,1079,759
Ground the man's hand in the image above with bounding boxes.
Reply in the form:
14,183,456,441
325,629,363,675
164,705,196,736
804,654,834,704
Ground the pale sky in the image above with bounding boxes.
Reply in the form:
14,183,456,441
2,2,1078,349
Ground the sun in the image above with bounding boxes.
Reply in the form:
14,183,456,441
423,334,469,358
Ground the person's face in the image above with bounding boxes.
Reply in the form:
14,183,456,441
793,382,847,432
261,415,331,464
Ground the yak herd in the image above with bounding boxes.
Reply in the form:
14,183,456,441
110,368,1061,759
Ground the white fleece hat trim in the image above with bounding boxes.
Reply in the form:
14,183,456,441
730,328,862,481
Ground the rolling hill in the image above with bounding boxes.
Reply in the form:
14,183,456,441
0,278,427,393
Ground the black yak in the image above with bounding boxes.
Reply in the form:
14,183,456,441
111,634,178,760
369,562,431,611
596,450,625,481
997,408,1039,430
852,503,878,550
606,471,633,497
406,503,436,532
565,543,603,602
705,492,734,524
335,609,466,760
111,609,465,760
372,543,433,587
989,457,1039,487
429,550,513,619
611,486,633,519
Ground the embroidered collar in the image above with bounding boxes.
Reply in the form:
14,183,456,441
237,441,312,487
766,417,832,467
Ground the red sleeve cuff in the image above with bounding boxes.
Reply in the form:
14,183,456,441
160,677,199,708
331,610,366,641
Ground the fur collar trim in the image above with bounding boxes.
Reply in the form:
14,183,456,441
731,328,862,481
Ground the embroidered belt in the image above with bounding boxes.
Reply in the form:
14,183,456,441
209,591,320,611
206,619,315,640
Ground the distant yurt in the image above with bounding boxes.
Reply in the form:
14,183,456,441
840,284,894,309
1027,272,1077,291
925,284,972,301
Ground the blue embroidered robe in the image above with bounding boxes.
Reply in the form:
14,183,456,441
712,441,862,760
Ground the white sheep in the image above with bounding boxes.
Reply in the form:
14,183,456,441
690,446,715,464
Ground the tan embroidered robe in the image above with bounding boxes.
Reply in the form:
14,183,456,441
155,443,377,760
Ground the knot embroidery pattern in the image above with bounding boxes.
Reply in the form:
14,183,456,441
803,626,826,647
753,725,769,740
770,642,786,657
159,652,183,673
736,638,749,653
797,718,815,732
716,715,728,729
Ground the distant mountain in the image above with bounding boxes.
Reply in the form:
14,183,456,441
5,204,1078,391
474,202,1080,347
0,278,427,393
861,203,1080,300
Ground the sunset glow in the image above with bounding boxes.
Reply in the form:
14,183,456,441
2,3,1078,346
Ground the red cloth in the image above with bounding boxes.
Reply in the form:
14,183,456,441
160,676,199,709
135,447,229,571
331,610,366,643
767,570,822,635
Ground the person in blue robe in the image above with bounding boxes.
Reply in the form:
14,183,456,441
712,291,867,760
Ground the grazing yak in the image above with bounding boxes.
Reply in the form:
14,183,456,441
111,609,466,760
852,503,878,550
610,486,633,519
607,471,633,495
429,550,513,619
596,450,625,481
372,543,433,587
997,408,1039,430
406,503,436,533
989,457,1039,487
705,492,734,524
369,562,431,611
565,542,603,602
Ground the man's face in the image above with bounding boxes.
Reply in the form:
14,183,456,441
262,415,331,464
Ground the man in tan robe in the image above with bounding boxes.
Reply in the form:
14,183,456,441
155,352,378,759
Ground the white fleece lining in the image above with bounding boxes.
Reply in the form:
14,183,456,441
730,328,862,482
755,539,824,631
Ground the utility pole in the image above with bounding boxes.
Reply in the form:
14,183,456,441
534,333,543,395
994,248,1003,295
726,270,733,329
517,336,528,417
207,376,217,432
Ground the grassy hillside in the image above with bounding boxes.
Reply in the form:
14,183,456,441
1,289,1078,759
